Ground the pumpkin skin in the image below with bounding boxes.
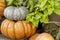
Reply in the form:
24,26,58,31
0,27,1,33
0,1,6,18
29,34,39,40
29,33,54,40
1,19,36,39
4,6,29,20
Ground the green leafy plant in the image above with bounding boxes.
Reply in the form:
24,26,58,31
6,0,28,6
26,0,60,27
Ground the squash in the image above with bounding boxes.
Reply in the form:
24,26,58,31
1,19,36,39
29,33,54,40
4,6,29,20
0,0,6,18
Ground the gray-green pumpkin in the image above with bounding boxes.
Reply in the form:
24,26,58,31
4,6,29,20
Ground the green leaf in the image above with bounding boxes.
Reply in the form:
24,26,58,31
32,18,39,28
54,8,60,15
48,0,54,6
55,0,60,7
40,14,49,23
26,12,43,27
27,0,36,12
38,0,47,8
6,0,14,5
26,12,35,22
47,6,54,15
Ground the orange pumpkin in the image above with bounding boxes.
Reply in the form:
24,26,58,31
29,33,54,40
1,19,36,39
0,0,6,18
0,28,1,33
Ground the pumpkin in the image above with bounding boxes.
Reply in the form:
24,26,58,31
29,34,39,40
1,19,36,39
4,6,29,20
0,0,6,18
29,33,54,40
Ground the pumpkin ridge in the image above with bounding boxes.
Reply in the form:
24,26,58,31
22,21,28,38
29,23,32,36
25,22,28,37
29,23,32,37
7,20,12,38
13,8,18,20
1,19,10,38
0,7,4,16
0,2,6,18
1,19,7,35
26,23,32,37
8,21,15,39
12,7,15,20
22,21,25,37
30,24,36,36
0,2,6,7
20,21,25,38
18,9,22,20
14,21,25,39
13,22,16,39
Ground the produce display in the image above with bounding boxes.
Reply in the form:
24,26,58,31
0,0,60,40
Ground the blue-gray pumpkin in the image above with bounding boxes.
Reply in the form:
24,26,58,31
4,6,29,20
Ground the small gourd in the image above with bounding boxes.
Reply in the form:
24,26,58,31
1,19,36,39
4,6,29,20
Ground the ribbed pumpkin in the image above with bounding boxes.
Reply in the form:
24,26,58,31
29,33,54,40
4,6,29,20
1,19,36,39
0,0,6,18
